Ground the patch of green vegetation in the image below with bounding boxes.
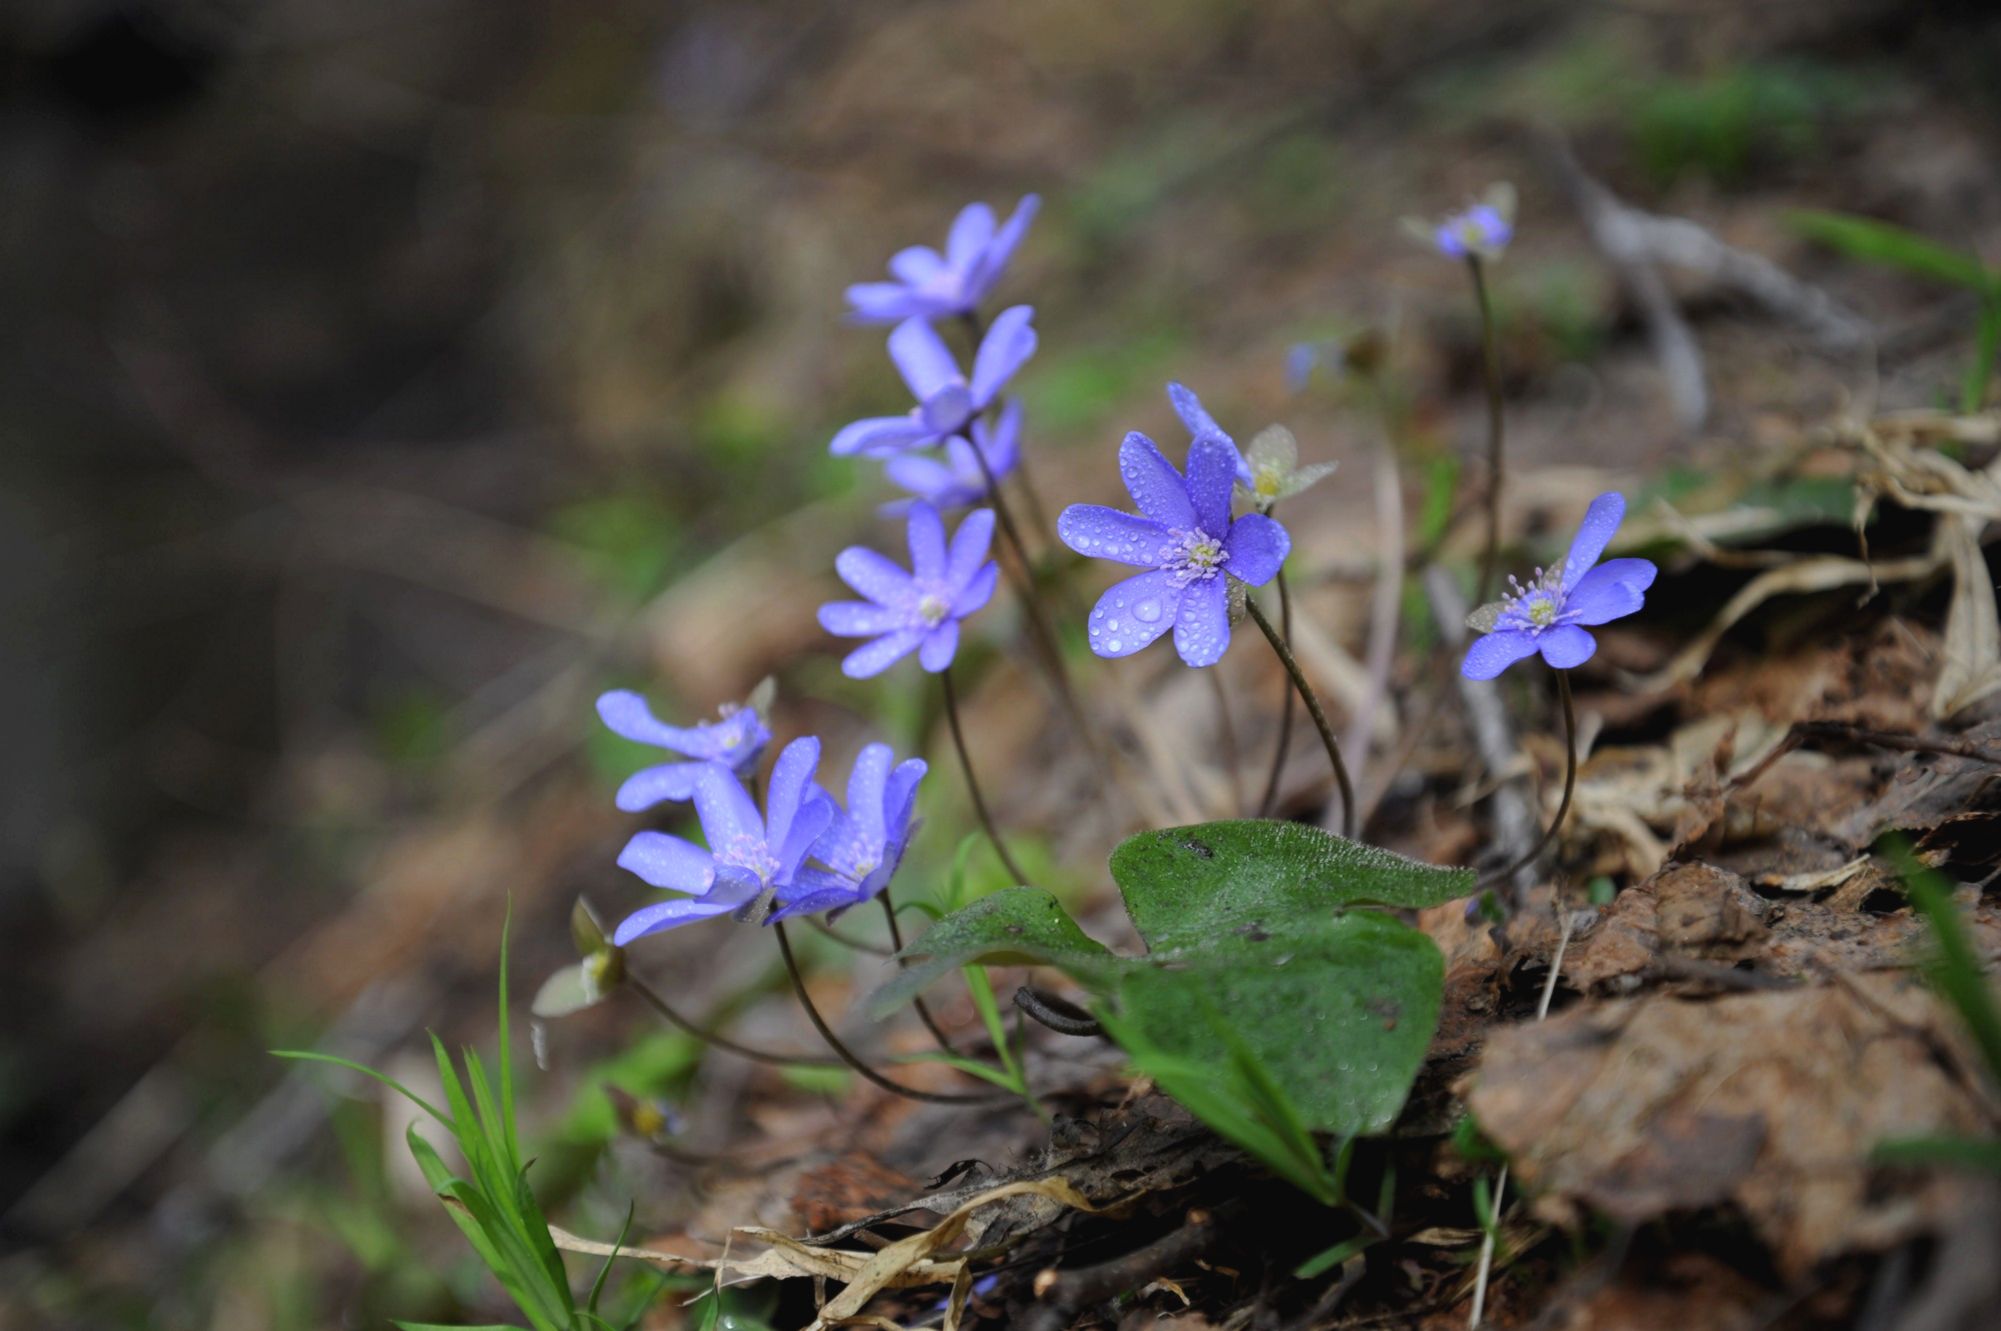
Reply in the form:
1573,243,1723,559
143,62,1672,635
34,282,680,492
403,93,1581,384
1025,329,1189,436
1626,60,1883,190
371,686,454,772
1247,130,1348,232
547,492,681,602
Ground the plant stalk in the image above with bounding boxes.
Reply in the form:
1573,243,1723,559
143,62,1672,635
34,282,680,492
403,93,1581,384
879,888,964,1057
627,972,841,1069
941,665,1033,885
1244,592,1356,838
1255,565,1299,817
773,923,1005,1106
1467,255,1505,604
1476,669,1577,891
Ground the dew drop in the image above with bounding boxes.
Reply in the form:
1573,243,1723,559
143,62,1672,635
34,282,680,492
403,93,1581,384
1134,598,1161,623
1107,637,1123,652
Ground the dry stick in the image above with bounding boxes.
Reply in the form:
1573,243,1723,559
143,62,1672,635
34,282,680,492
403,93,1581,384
1468,907,1575,1329
1244,592,1357,838
1207,666,1247,815
627,972,843,1069
1474,671,1577,893
941,664,1033,885
1466,254,1505,605
1255,566,1299,817
772,922,1006,1106
879,887,963,1057
1342,435,1408,818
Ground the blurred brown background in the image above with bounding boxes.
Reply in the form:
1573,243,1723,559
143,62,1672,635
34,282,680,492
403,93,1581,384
3,0,1999,1326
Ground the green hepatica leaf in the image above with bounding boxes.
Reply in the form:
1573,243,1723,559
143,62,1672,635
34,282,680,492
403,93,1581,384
1111,820,1473,954
1112,913,1444,1136
866,887,1119,1019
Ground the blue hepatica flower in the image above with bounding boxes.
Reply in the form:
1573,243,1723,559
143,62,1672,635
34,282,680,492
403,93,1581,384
1462,492,1658,679
1415,182,1517,261
1058,431,1291,668
1166,381,1252,486
613,737,832,944
882,398,1021,513
830,307,1038,459
844,196,1040,324
770,742,927,922
596,689,771,812
819,501,1000,677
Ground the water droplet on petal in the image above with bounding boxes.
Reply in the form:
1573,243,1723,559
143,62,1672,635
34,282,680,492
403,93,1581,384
1107,637,1123,652
1134,598,1161,623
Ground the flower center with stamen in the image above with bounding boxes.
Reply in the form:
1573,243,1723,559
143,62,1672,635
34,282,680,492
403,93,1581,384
1500,562,1567,634
1254,464,1284,499
1163,527,1229,587
713,833,778,885
916,592,951,627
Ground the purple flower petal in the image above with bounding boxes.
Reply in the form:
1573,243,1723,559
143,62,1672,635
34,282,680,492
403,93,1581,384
970,195,1039,298
596,690,702,753
884,759,925,842
1461,630,1540,680
1117,432,1197,528
888,246,947,285
763,736,821,856
1222,512,1291,586
884,452,958,503
951,562,999,618
1185,433,1238,535
918,620,960,672
888,318,962,402
970,305,1036,406
841,629,925,679
835,546,916,606
906,502,948,583
616,831,715,893
1565,559,1656,626
776,791,834,882
819,600,907,638
1172,576,1231,667
693,764,763,851
613,895,736,945
615,761,709,812
946,202,997,270
767,881,862,924
1057,504,1174,567
1086,569,1183,658
844,283,921,323
1561,493,1626,589
1538,624,1597,669
1167,382,1229,447
974,398,1022,475
846,743,893,848
831,414,932,458
946,508,996,586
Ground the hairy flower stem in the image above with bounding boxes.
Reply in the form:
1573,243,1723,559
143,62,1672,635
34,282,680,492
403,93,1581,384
804,915,890,957
1255,566,1299,818
940,665,1033,885
1467,255,1505,604
1244,592,1357,839
773,922,1007,1106
1476,670,1577,891
878,888,964,1057
627,972,842,1068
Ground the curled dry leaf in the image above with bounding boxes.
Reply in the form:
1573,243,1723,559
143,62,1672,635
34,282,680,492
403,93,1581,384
550,1176,1104,1330
1468,971,1994,1275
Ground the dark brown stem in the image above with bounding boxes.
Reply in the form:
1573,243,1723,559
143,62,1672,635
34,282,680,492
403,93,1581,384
941,665,1033,885
773,922,1006,1106
1014,986,1103,1038
1255,565,1299,817
1468,255,1505,604
1476,670,1576,891
627,973,841,1068
1021,1208,1227,1331
1244,593,1356,839
880,888,962,1056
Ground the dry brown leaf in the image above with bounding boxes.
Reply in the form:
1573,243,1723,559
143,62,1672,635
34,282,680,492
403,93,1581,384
1933,514,2001,718
1468,971,1993,1274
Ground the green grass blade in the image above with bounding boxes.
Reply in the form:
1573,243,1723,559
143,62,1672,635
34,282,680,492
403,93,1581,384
271,1049,450,1126
1874,1136,2001,1172
498,901,519,1170
1963,296,2001,413
1787,210,1997,293
587,1204,636,1315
